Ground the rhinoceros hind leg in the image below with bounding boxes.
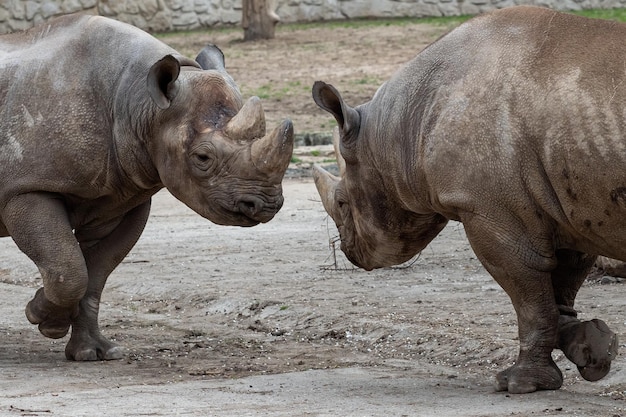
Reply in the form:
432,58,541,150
495,360,563,394
25,287,77,339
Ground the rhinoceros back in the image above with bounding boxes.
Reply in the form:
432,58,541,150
0,14,179,198
373,6,626,259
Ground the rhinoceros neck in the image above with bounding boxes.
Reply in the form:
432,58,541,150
87,16,181,192
362,82,435,215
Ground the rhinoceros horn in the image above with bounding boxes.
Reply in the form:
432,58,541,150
313,164,339,219
312,127,344,219
251,120,294,180
224,96,266,141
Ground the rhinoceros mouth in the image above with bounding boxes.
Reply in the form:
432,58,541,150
337,225,370,269
211,194,283,227
236,196,284,224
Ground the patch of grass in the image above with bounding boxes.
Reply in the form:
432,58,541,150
279,15,472,32
246,80,305,101
250,83,273,100
155,25,239,39
290,156,302,163
155,9,626,44
319,118,337,130
310,150,321,157
276,8,626,32
353,76,380,85
571,8,626,22
412,15,473,27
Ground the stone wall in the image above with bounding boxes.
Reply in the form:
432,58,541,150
1,0,626,34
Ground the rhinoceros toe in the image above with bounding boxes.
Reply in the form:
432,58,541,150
69,346,124,361
495,361,563,393
65,339,124,361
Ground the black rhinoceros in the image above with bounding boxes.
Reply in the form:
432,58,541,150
312,6,622,394
0,15,293,361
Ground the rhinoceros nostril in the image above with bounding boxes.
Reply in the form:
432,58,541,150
237,196,263,217
236,195,283,223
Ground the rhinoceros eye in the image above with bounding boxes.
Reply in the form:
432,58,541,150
190,144,217,173
192,152,213,170
335,188,350,213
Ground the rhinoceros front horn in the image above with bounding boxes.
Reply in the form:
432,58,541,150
313,164,340,220
224,96,266,141
251,119,294,180
313,127,343,219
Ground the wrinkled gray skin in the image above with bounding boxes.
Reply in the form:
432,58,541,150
313,6,623,394
0,15,293,361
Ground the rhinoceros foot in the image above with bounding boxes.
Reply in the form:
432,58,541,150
558,317,618,382
65,331,124,361
25,288,77,339
495,360,562,394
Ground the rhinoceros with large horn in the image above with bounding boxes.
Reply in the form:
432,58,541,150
0,15,293,361
312,6,622,394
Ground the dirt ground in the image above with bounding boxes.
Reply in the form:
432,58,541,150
1,18,626,417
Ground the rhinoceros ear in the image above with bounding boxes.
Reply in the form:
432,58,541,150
147,55,181,110
195,44,226,71
312,81,360,138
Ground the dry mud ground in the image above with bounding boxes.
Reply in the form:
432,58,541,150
1,18,626,417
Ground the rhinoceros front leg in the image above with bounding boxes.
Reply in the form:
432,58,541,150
2,193,88,338
549,249,618,380
462,214,562,394
65,201,151,361
558,315,618,381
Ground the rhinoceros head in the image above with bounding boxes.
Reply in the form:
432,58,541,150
145,45,293,227
311,81,447,270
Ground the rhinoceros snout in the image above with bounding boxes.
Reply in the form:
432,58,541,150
236,195,283,224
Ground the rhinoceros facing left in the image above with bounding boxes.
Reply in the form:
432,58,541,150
0,15,293,361
313,6,623,394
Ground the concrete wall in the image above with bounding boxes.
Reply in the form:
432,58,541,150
1,0,626,34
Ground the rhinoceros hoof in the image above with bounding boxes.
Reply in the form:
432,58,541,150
38,321,71,339
561,319,618,382
68,346,124,361
495,362,563,394
65,338,124,361
65,330,124,361
25,288,76,339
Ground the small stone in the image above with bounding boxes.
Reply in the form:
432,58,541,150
600,276,618,285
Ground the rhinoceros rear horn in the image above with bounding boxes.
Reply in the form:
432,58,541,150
147,55,181,110
224,96,266,141
195,45,226,71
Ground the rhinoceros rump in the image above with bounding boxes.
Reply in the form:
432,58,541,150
312,6,622,394
0,15,293,361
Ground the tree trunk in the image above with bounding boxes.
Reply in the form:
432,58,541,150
242,0,280,41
